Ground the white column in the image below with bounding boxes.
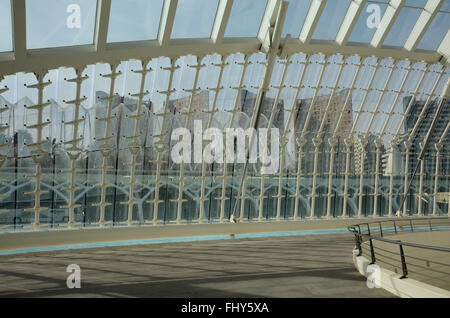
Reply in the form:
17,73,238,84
326,137,338,219
342,138,353,218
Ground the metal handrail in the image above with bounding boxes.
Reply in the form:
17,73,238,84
348,217,450,284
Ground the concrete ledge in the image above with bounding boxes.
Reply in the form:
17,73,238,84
0,217,374,252
352,250,450,298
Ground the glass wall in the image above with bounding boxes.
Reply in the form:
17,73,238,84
0,52,449,232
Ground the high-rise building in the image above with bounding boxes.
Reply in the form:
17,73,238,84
168,90,209,114
402,96,450,175
293,89,353,173
238,89,284,130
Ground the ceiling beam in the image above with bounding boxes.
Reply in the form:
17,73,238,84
404,0,444,51
299,0,327,44
95,0,112,53
211,0,234,44
258,0,281,53
437,28,450,64
158,0,178,47
12,0,26,64
0,39,261,76
336,0,367,45
285,38,442,62
371,0,405,48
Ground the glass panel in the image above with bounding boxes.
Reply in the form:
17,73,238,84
312,0,351,41
417,12,450,51
442,0,450,11
348,2,388,44
0,0,13,52
107,0,164,43
171,0,219,39
383,7,421,47
405,0,427,8
283,0,312,38
26,0,97,49
224,0,268,38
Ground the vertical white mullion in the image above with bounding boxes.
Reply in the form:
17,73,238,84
173,57,205,224
417,155,425,215
266,58,291,221
93,64,121,227
196,56,228,223
121,60,152,225
357,138,366,218
432,143,441,215
372,140,382,217
313,56,346,218
304,55,328,218
148,58,179,224
23,71,52,230
218,55,251,223
378,62,412,217
433,120,450,215
283,56,309,221
343,58,380,218
60,68,89,228
361,59,398,217
330,58,363,218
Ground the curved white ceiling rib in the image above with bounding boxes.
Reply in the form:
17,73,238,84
0,0,449,76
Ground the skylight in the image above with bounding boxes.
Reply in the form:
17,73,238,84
312,0,351,41
282,0,312,38
0,0,13,52
107,0,164,43
383,7,422,47
224,0,268,38
26,0,98,49
348,1,388,44
171,0,219,39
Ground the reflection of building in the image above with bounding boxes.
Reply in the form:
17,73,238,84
168,90,209,113
239,90,284,129
294,89,352,138
403,96,450,174
382,147,404,176
292,89,353,172
354,134,385,175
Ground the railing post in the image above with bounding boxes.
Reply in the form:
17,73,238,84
429,219,432,231
410,219,413,232
399,243,408,279
355,234,362,256
393,220,397,234
369,238,376,264
379,222,383,237
367,223,371,236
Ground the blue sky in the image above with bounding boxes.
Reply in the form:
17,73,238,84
1,0,449,51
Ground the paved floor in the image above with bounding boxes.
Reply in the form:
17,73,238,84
0,233,393,298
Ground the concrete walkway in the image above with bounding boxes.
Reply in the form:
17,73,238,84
0,233,393,297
